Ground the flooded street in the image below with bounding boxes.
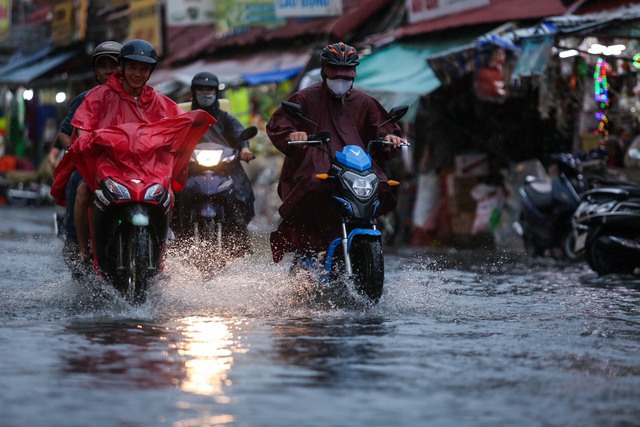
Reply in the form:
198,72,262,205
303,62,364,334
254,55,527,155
1,206,639,427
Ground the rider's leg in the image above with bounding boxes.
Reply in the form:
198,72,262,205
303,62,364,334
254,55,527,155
75,181,92,261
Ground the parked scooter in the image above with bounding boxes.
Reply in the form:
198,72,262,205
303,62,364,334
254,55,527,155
172,126,258,264
514,153,606,259
574,180,640,275
281,101,409,304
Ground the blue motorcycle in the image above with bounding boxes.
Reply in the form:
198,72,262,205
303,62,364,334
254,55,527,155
282,102,408,303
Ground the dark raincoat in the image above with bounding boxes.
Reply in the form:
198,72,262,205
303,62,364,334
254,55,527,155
190,102,255,225
266,81,402,262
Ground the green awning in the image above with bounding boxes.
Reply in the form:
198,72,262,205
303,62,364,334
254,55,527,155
355,34,483,120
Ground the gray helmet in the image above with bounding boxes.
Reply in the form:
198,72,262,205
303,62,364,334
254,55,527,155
119,39,158,71
91,41,122,67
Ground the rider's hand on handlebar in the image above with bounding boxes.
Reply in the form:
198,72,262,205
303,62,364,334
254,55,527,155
289,131,309,149
240,147,254,162
289,131,308,142
384,134,406,149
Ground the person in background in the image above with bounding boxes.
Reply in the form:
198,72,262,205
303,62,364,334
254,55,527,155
58,41,122,260
266,42,405,263
173,71,255,254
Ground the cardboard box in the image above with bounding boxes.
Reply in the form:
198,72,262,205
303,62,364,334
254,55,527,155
447,175,478,213
455,153,489,176
450,212,475,235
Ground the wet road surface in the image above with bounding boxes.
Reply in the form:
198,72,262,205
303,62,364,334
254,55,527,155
0,206,639,427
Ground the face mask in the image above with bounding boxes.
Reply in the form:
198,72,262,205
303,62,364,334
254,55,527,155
326,78,353,97
196,93,216,108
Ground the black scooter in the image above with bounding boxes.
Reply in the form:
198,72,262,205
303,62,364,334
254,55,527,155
574,182,640,275
514,153,603,259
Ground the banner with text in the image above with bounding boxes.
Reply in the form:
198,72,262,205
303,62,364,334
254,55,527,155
166,0,216,27
275,0,343,18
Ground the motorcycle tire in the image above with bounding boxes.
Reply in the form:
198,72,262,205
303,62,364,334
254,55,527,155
349,237,384,303
586,232,635,276
125,227,151,305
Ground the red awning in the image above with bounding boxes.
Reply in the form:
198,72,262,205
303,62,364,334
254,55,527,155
384,0,569,41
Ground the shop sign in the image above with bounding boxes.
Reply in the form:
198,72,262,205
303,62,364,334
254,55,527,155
166,0,216,27
130,0,163,56
51,0,88,46
407,0,489,24
51,1,73,46
0,0,10,41
216,0,284,32
275,0,343,18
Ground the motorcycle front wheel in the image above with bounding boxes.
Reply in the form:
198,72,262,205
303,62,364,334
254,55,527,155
125,227,151,305
349,237,384,303
586,231,636,275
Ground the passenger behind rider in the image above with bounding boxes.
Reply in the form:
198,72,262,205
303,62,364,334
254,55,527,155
60,41,121,259
173,72,255,254
70,39,186,262
266,42,406,263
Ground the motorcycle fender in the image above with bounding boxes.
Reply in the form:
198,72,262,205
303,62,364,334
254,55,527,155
323,229,381,272
199,201,219,219
347,229,381,251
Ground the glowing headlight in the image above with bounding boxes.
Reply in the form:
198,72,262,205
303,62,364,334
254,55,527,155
144,184,165,201
343,171,377,198
195,149,223,167
103,178,131,200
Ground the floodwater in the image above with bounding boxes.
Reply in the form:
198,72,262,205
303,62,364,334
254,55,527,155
0,206,639,427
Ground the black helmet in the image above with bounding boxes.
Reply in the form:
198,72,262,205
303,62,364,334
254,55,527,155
92,41,122,67
320,42,359,67
119,39,157,69
191,72,220,90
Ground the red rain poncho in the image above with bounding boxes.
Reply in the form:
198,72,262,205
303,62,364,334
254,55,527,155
51,73,214,204
67,110,214,194
266,81,402,262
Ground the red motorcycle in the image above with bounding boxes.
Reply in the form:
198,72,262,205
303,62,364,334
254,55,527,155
67,111,214,304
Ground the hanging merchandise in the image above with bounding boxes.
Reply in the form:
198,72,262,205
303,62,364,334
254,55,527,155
633,52,640,70
593,57,609,137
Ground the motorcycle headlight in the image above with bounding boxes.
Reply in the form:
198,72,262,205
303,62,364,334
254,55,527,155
589,200,617,215
195,149,223,167
103,178,131,200
343,171,378,198
144,184,166,201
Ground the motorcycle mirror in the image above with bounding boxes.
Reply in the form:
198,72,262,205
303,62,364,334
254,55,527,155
281,101,318,127
240,126,258,141
376,105,409,132
387,105,409,123
282,101,305,119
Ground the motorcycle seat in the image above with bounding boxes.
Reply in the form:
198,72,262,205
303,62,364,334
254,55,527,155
524,176,553,208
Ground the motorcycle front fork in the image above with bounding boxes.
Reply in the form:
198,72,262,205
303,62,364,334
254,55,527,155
340,221,378,276
341,222,352,275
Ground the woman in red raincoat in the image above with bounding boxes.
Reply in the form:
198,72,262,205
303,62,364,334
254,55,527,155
266,42,406,263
